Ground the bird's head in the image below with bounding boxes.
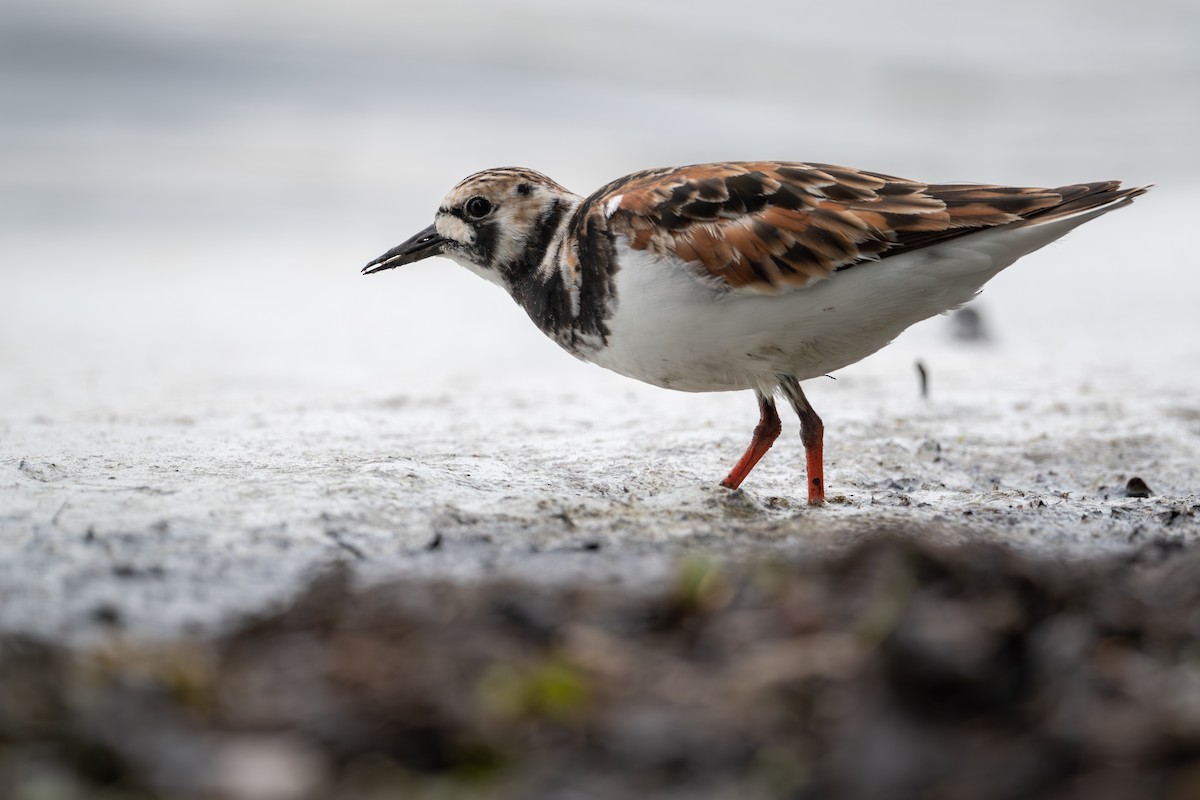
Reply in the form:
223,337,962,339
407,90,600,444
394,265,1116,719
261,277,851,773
362,167,578,288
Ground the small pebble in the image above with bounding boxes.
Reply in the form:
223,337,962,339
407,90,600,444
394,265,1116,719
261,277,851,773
1125,477,1152,498
91,604,123,627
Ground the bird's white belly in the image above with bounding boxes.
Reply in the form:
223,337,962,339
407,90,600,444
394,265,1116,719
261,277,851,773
589,237,1016,393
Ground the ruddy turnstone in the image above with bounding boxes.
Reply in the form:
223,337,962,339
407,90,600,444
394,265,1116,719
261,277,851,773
363,162,1146,505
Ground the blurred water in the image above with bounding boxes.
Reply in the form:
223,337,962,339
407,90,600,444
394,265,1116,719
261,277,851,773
2,0,1198,418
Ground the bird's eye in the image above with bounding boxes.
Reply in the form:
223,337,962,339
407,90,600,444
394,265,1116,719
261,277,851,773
465,196,493,219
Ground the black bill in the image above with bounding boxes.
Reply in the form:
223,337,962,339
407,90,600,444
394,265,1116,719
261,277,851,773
361,224,447,275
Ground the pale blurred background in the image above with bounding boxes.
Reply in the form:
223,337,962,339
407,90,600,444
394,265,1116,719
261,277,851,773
2,0,1199,419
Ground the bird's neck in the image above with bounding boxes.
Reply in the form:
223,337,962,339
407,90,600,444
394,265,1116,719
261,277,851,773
501,197,617,357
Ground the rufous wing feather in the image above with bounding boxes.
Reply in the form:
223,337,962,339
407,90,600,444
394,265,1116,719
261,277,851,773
586,162,1144,294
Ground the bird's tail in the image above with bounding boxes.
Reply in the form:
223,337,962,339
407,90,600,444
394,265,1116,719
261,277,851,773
1021,181,1150,227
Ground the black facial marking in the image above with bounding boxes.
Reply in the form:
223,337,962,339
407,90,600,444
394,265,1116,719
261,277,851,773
528,202,566,266
501,200,565,280
516,183,532,196
505,201,572,326
472,220,498,265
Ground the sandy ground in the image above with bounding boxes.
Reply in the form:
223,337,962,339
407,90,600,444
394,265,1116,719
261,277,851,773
2,0,1199,644
4,232,1199,640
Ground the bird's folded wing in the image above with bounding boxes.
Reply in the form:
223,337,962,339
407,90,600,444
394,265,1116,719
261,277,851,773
586,161,1114,294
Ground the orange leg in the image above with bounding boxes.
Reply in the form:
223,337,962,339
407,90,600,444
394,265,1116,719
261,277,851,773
780,376,825,506
719,392,782,490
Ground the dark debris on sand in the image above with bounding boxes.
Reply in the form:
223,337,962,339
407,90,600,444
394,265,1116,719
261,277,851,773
3,536,1200,800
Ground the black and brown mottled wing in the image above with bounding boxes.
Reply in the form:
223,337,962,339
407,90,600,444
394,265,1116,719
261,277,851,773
580,162,1144,294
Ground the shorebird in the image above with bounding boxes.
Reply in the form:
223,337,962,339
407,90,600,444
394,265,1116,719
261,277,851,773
363,162,1146,505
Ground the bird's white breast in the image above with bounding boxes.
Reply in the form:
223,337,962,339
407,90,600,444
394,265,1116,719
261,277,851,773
588,221,1078,393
